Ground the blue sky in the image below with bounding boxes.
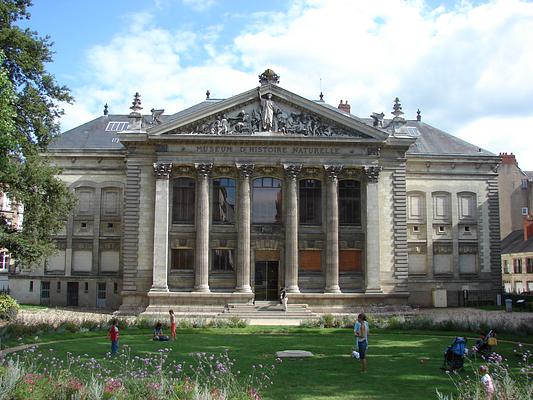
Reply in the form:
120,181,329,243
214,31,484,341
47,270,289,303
21,0,533,169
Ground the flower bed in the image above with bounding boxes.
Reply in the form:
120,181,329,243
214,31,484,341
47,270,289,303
0,345,278,399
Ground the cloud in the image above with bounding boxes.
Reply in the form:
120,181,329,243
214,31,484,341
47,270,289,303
182,0,216,12
61,0,533,169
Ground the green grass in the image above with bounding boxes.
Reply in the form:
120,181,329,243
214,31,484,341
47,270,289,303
18,303,50,311
5,327,532,400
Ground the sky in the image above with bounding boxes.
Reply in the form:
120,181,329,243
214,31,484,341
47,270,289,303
22,0,533,170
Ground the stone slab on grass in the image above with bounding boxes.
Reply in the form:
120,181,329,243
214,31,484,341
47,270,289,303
276,350,314,358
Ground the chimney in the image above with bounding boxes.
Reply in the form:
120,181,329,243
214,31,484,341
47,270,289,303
524,216,533,241
500,152,517,166
338,100,351,113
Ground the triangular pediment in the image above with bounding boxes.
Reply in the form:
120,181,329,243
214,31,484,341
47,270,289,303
148,84,388,140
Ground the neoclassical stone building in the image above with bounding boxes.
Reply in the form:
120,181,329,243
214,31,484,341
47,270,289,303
9,70,502,313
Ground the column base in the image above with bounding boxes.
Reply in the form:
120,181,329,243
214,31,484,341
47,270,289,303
234,285,252,293
325,286,341,293
286,285,300,293
149,286,169,293
193,285,210,293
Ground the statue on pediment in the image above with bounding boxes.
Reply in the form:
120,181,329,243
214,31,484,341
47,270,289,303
259,90,275,132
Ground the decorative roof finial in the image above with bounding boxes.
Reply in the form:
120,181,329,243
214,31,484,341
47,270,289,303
416,108,421,122
206,90,210,100
130,92,143,113
259,68,280,86
319,91,324,101
392,97,404,118
103,103,108,116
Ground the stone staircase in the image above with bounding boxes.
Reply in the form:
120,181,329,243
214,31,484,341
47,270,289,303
218,301,318,322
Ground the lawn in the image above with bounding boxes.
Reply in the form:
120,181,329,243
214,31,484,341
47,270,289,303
5,327,531,400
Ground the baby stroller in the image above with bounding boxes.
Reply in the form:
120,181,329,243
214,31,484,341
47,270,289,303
442,337,467,371
473,329,496,356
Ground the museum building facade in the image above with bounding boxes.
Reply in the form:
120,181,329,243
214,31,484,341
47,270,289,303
8,70,502,313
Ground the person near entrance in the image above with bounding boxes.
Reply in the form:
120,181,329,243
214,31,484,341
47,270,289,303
280,287,288,311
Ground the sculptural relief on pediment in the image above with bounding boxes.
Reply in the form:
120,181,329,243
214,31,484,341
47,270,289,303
168,93,372,138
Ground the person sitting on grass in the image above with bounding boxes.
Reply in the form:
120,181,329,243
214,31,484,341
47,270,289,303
153,321,169,341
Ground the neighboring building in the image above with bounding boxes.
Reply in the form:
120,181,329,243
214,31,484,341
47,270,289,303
9,70,502,313
501,217,533,293
0,191,23,293
498,153,533,240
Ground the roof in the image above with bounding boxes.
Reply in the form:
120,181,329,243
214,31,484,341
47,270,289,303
49,92,495,159
501,229,533,255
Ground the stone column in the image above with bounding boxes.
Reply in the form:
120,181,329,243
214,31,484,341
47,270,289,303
236,163,254,293
364,165,382,293
325,165,343,293
284,164,302,293
194,163,212,292
150,163,172,292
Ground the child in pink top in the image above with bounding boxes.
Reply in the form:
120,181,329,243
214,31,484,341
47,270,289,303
169,309,176,341
479,365,494,400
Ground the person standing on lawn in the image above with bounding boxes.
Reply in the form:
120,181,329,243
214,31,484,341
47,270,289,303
354,313,369,372
169,309,176,341
108,319,119,355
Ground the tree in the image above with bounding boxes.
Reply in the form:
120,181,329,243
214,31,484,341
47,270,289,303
0,1,76,267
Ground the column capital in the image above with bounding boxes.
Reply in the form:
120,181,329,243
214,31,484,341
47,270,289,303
324,165,343,181
195,163,213,177
153,162,173,179
283,164,302,180
236,163,254,179
363,165,382,183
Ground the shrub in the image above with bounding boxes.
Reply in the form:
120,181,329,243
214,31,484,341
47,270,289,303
0,294,19,321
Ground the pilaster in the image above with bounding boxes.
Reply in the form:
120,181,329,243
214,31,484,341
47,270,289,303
364,165,382,293
150,162,172,292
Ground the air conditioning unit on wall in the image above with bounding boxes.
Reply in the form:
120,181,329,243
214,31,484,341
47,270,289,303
522,207,529,216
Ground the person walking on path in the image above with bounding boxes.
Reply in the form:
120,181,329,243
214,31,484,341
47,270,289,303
108,319,119,355
480,365,495,400
354,313,369,372
169,309,176,341
280,287,288,312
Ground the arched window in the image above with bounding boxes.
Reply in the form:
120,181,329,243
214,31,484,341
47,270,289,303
213,178,236,224
339,180,361,225
299,179,322,225
252,177,282,224
172,178,195,223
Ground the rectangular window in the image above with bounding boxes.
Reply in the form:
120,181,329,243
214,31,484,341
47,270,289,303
97,283,107,299
113,282,118,294
339,250,362,272
56,282,61,293
513,259,523,274
171,249,194,270
527,258,533,273
212,249,235,271
516,281,524,293
29,281,34,292
299,250,321,272
299,180,322,225
172,178,195,224
213,178,236,224
503,260,510,274
84,282,89,293
339,180,361,225
0,251,10,271
41,281,50,299
528,281,533,292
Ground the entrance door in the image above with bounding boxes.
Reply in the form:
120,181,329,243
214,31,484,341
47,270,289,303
254,261,279,301
67,282,79,307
